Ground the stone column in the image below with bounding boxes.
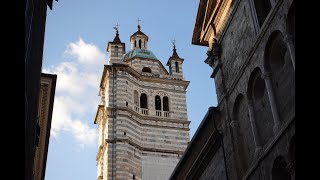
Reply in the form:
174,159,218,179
262,72,280,132
247,100,262,158
285,34,295,70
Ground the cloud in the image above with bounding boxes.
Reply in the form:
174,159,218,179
43,38,106,147
65,38,105,66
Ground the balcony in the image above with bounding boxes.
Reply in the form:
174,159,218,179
134,106,170,118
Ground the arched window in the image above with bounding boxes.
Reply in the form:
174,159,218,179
140,93,148,109
142,67,152,73
265,31,295,121
163,96,169,111
232,94,253,178
272,156,292,180
114,46,118,57
155,95,161,110
134,40,137,48
134,90,139,107
175,61,179,73
139,39,142,49
253,0,271,27
247,67,273,146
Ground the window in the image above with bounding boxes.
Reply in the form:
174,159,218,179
253,0,271,27
175,61,179,73
134,40,137,48
155,95,161,110
126,102,128,107
134,90,139,107
139,39,142,49
142,67,152,73
163,96,169,111
114,46,118,57
140,93,148,109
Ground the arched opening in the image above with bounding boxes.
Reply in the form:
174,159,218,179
139,39,142,49
175,61,179,73
265,31,295,122
142,67,152,73
253,75,265,101
253,0,271,27
248,67,273,146
155,95,161,110
114,46,119,57
134,90,139,107
134,40,137,48
232,94,253,178
163,96,169,111
272,156,292,180
140,93,148,109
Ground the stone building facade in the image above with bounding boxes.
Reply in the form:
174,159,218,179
170,0,295,179
94,25,190,180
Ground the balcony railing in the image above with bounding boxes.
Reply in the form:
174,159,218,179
133,106,170,118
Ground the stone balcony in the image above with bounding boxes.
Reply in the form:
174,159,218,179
134,106,170,118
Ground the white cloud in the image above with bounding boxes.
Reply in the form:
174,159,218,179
44,37,106,147
65,38,105,66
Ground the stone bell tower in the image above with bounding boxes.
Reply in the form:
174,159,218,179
94,22,190,180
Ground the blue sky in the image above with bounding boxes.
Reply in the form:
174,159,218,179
43,0,217,179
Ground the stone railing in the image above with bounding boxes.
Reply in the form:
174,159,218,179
134,106,170,118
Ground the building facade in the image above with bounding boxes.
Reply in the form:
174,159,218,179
33,73,57,180
94,25,190,180
25,1,58,179
170,0,295,179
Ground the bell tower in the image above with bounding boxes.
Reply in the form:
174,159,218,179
106,24,126,64
166,40,184,80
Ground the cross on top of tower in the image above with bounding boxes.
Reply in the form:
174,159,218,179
113,23,120,34
137,18,141,31
172,39,176,49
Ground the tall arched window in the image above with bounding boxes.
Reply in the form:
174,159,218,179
253,0,271,27
163,96,169,111
140,93,148,109
232,94,253,178
248,67,273,146
114,46,118,57
134,90,139,107
175,61,179,73
139,39,142,49
264,31,295,122
155,95,161,110
272,156,292,180
134,40,137,48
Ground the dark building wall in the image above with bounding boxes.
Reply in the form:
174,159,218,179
213,0,295,179
199,147,227,180
25,1,57,180
171,0,295,179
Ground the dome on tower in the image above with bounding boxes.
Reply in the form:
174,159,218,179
123,49,158,60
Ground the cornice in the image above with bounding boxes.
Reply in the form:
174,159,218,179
106,138,185,155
